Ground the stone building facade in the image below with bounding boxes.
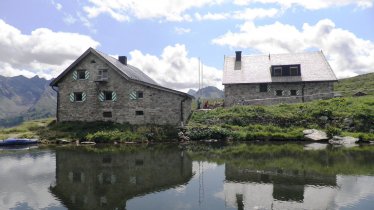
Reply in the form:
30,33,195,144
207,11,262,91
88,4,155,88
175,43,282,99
50,48,193,125
223,51,338,106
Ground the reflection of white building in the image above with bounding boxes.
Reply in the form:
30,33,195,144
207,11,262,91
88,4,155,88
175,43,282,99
223,171,374,210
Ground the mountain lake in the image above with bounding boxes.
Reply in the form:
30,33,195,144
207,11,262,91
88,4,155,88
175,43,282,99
1,143,374,210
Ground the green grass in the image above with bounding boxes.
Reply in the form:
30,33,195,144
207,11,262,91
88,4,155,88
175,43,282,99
335,73,374,96
0,118,53,139
188,96,374,141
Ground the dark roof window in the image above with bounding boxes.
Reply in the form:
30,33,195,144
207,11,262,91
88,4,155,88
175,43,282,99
271,65,301,77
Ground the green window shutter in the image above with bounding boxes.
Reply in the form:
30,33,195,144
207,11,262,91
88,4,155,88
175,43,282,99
82,92,87,102
85,71,90,79
72,70,77,80
70,92,75,102
98,91,104,102
112,91,117,101
129,91,137,100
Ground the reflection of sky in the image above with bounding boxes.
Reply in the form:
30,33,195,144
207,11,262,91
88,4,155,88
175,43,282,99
127,161,236,210
0,150,65,210
222,175,374,210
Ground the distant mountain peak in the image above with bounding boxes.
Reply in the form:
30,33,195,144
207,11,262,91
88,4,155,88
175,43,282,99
187,86,223,99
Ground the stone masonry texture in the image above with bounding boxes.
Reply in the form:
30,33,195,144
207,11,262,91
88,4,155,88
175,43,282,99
224,82,334,106
57,53,192,125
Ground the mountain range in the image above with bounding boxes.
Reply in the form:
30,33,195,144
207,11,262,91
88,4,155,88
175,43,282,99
0,75,56,127
187,86,224,98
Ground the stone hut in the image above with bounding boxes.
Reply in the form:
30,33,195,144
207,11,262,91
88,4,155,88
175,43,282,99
223,51,338,106
50,48,193,125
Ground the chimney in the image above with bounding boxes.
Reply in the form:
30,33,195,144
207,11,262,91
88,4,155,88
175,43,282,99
118,56,127,65
234,51,242,70
235,51,241,62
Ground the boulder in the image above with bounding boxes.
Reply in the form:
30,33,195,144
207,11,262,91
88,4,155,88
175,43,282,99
328,136,359,147
303,129,328,141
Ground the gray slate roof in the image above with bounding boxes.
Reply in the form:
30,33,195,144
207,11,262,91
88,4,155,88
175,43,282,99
223,51,337,85
50,48,192,98
94,50,159,86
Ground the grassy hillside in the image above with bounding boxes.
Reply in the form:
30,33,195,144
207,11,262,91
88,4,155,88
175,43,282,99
188,96,374,141
335,72,374,96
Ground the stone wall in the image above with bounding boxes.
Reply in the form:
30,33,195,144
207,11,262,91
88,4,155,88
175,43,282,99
224,82,334,106
57,53,192,125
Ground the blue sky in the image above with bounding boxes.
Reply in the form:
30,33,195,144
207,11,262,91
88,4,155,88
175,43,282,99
0,0,373,91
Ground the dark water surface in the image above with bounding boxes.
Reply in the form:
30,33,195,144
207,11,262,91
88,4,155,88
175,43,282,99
1,144,374,210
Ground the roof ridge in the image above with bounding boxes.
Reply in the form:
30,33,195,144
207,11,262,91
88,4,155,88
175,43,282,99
227,51,321,57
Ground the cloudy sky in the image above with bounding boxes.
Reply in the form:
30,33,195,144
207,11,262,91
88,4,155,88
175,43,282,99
0,0,373,91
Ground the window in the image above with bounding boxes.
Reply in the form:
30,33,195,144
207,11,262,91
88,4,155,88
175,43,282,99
135,159,144,166
103,111,112,118
137,91,143,98
259,84,268,93
271,65,301,77
102,156,112,163
104,91,113,101
77,70,86,80
290,90,297,96
74,92,83,101
97,69,108,80
290,66,299,76
136,111,144,116
90,59,96,63
73,172,82,183
273,67,282,76
276,90,283,96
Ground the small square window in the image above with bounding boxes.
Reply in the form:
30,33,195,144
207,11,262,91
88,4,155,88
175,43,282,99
77,70,86,80
273,67,282,76
104,91,113,100
135,111,144,116
290,66,299,76
259,84,268,92
102,156,112,163
74,92,83,101
103,111,112,118
290,90,297,96
97,69,108,80
73,172,82,183
276,90,283,96
137,91,143,98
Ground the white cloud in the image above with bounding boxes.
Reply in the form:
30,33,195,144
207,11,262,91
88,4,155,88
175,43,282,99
233,0,373,10
83,0,223,22
195,12,229,21
129,44,222,92
63,14,77,25
195,8,278,21
0,19,100,79
174,27,191,35
51,0,63,11
212,19,374,78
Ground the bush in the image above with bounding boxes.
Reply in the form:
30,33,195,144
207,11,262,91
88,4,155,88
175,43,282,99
326,126,342,138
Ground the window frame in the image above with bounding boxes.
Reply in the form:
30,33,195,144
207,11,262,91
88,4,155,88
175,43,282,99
135,111,144,116
137,91,144,99
77,70,86,80
290,66,299,76
273,67,282,76
290,90,297,96
275,90,283,96
97,69,108,81
104,91,113,101
74,92,83,102
259,83,268,93
103,111,112,118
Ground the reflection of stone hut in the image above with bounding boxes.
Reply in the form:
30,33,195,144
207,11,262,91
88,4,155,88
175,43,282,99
50,147,192,210
223,164,337,209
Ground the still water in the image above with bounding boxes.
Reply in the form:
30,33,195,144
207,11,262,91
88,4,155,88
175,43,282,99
1,144,374,210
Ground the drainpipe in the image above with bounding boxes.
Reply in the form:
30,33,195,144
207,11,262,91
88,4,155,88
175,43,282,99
51,86,59,122
180,97,187,126
302,82,306,103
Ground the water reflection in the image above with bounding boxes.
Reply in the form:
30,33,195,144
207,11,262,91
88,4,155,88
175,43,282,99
1,144,374,210
50,146,193,210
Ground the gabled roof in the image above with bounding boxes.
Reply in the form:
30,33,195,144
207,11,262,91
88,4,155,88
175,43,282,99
50,48,193,98
223,51,338,85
